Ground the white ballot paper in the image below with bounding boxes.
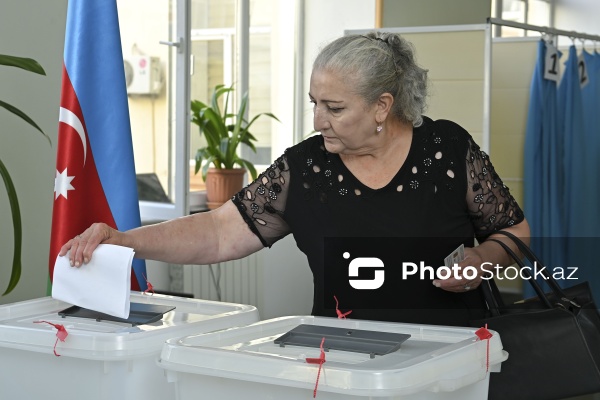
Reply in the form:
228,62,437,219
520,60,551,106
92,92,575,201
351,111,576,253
52,244,135,319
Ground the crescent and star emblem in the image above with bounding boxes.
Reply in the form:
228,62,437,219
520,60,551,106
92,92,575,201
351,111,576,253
54,106,87,199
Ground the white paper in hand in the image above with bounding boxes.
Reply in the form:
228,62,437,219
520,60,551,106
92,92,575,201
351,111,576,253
52,244,134,319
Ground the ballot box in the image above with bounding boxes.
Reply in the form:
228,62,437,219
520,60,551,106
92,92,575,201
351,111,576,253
0,293,259,400
158,315,507,400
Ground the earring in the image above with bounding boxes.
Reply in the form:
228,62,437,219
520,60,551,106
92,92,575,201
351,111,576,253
376,122,383,133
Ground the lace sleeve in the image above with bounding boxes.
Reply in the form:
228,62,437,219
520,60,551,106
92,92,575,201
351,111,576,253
231,155,291,247
466,138,525,240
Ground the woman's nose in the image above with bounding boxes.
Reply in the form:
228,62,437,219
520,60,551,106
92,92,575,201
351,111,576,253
313,106,328,132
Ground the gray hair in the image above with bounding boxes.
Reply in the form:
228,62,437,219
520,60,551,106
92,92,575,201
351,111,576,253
312,32,428,127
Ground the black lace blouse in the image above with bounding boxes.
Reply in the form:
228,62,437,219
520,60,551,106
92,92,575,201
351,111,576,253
232,116,524,326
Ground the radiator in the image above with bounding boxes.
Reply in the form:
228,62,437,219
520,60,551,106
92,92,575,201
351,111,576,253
172,236,314,320
181,254,261,307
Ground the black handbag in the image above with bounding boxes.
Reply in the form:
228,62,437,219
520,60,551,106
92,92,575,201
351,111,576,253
470,230,600,400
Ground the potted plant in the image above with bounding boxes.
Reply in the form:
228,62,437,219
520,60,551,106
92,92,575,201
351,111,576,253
0,54,50,295
191,84,279,209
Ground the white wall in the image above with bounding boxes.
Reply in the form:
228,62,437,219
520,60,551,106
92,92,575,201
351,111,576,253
271,0,376,156
555,0,600,47
555,0,600,35
300,0,376,145
0,0,68,304
269,1,298,156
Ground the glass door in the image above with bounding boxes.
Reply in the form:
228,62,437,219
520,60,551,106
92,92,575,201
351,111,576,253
118,0,190,221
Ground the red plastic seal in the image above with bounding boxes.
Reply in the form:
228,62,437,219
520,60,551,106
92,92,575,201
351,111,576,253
305,337,326,398
34,320,68,356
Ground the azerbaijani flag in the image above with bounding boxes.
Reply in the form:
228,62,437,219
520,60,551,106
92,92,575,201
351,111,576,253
49,0,146,291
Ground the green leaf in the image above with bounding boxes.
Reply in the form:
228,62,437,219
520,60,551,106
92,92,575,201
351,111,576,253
243,131,258,141
232,92,249,135
201,156,217,181
199,108,228,151
0,158,22,296
0,100,51,145
240,136,257,153
246,111,280,131
211,84,230,120
191,99,209,124
195,147,210,174
0,54,46,75
0,54,47,295
191,84,280,181
238,158,258,181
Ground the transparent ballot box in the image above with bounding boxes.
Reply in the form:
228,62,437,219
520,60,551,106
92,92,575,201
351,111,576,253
158,315,507,400
0,293,259,400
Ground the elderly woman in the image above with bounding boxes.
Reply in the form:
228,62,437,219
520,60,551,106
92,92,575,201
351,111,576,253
62,32,529,326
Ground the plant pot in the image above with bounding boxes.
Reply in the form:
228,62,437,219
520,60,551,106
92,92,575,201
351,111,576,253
205,167,246,210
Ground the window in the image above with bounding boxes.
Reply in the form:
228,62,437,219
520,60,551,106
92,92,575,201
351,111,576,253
119,0,290,220
118,0,189,221
492,0,552,37
189,0,276,193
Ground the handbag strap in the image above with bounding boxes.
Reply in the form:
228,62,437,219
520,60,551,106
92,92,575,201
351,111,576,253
479,277,503,317
493,230,568,298
487,238,554,309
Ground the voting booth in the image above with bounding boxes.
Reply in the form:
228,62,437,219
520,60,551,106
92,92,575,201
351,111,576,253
158,315,507,400
0,293,259,400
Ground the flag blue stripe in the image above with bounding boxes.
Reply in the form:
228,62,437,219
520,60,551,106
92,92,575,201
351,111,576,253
64,0,146,289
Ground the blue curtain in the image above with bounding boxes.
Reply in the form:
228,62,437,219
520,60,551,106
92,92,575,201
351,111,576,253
524,42,600,302
571,49,600,301
523,40,564,297
581,49,600,231
560,45,586,240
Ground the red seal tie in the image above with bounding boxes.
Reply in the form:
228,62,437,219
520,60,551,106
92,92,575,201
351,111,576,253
34,320,68,356
142,273,155,295
305,337,326,398
333,295,352,319
475,324,493,372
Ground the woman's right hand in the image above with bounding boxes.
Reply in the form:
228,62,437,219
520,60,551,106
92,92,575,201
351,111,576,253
59,222,121,267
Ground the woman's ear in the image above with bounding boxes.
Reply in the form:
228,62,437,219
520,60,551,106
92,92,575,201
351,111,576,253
376,92,394,122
